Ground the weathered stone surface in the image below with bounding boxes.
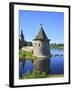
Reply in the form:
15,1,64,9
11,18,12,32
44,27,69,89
33,40,50,58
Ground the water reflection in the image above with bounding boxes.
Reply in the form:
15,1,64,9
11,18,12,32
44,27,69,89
19,60,34,77
34,58,50,74
19,49,64,77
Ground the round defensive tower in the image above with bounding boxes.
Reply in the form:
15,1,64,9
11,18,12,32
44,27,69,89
33,25,50,59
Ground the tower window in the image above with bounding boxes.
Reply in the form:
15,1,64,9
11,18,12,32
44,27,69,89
39,43,40,46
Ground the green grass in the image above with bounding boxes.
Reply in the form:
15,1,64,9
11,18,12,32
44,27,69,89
21,73,64,79
47,74,64,78
19,49,38,61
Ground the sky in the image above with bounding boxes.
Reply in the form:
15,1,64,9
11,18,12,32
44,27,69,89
19,10,64,44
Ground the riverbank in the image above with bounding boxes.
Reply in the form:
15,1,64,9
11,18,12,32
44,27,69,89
20,72,64,79
50,44,64,49
19,46,52,60
20,65,64,79
19,47,63,61
19,49,38,61
19,48,64,79
47,74,64,78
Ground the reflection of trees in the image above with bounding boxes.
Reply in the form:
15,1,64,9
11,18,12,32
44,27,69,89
20,59,50,79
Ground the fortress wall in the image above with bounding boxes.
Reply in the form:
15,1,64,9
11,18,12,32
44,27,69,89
33,40,50,57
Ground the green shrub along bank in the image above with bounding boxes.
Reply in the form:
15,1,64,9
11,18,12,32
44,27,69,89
20,68,64,79
19,49,52,61
19,49,38,61
19,49,63,61
21,68,47,79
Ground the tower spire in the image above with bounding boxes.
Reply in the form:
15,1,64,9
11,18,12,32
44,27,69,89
40,24,42,27
21,30,24,40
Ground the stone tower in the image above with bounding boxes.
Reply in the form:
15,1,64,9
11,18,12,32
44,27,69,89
33,25,50,59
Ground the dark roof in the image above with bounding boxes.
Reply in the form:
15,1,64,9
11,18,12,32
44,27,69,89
34,26,48,41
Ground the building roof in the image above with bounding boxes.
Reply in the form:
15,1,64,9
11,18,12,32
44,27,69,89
34,25,49,41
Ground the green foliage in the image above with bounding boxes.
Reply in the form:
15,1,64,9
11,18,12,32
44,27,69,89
20,65,63,79
21,70,64,79
27,42,32,46
40,72,46,78
22,72,33,79
19,50,32,59
50,43,64,49
22,68,46,79
19,50,26,60
19,49,38,61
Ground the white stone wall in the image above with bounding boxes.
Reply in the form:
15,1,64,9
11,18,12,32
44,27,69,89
33,40,50,57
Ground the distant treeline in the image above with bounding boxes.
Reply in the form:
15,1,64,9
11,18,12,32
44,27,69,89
23,41,64,49
23,41,32,46
50,43,64,49
27,41,32,46
21,39,64,49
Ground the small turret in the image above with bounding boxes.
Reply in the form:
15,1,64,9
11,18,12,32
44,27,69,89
33,24,50,58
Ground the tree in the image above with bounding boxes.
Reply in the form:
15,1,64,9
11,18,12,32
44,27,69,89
27,42,32,46
19,30,27,49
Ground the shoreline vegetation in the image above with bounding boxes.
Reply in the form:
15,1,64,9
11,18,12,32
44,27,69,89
50,43,64,49
21,73,64,79
19,43,64,61
19,43,64,79
19,50,38,61
20,68,64,79
19,49,52,61
19,49,63,61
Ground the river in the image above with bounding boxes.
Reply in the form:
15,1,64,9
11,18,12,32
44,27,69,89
19,49,64,78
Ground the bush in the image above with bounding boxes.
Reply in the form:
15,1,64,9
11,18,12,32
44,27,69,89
19,50,38,61
21,68,47,79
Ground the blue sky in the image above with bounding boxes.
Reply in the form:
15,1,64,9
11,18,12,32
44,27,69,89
19,10,64,44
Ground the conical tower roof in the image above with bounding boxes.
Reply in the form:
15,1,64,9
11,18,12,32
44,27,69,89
34,25,48,41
